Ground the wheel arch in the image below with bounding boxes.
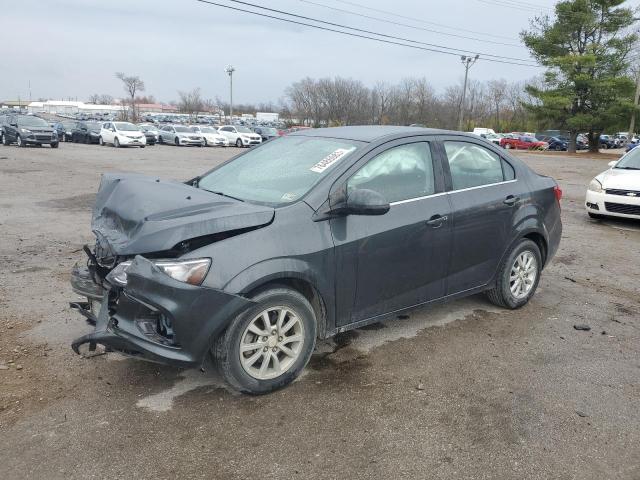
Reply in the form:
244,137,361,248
244,276,329,340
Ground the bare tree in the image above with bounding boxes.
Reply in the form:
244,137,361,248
99,94,114,105
178,88,204,120
115,72,145,122
284,75,536,133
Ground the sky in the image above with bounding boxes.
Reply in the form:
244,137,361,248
3,0,571,105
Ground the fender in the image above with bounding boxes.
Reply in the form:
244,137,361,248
224,256,336,337
486,201,549,289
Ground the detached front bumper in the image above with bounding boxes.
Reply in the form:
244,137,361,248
70,256,254,367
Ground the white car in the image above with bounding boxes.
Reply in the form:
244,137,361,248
99,121,146,148
484,133,503,146
217,125,262,147
189,126,229,147
585,149,640,220
158,125,204,146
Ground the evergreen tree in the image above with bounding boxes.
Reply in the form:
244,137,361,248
522,0,637,152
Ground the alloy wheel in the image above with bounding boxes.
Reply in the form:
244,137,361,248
239,307,305,380
509,251,538,299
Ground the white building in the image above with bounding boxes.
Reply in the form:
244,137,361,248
27,100,126,116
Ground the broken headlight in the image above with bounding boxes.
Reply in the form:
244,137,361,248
106,258,211,287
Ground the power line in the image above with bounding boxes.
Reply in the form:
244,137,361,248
332,0,516,40
215,0,538,64
476,0,549,12
298,0,523,47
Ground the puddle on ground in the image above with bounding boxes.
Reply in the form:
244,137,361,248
310,296,501,370
136,369,229,412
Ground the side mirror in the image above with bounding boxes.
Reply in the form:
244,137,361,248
608,160,617,167
342,189,390,216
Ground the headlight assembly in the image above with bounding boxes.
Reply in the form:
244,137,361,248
106,258,211,287
588,178,604,193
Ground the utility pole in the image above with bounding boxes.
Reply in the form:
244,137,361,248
225,65,235,123
628,69,640,141
458,54,479,132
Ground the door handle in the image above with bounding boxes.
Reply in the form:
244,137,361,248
426,214,448,227
503,195,520,206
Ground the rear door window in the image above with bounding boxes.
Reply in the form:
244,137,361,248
444,141,507,190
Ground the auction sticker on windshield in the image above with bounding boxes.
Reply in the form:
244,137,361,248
310,148,354,173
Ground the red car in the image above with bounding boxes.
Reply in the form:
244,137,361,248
500,135,548,150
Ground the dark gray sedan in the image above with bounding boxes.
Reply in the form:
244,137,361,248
70,126,562,394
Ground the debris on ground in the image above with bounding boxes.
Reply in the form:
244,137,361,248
573,324,591,331
576,410,589,418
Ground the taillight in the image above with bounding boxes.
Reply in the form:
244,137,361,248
554,185,563,202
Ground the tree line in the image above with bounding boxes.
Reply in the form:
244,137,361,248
282,76,538,132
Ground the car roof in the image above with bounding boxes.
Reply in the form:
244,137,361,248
287,125,460,143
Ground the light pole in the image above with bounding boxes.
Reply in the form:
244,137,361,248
225,65,235,123
628,68,640,141
458,54,479,132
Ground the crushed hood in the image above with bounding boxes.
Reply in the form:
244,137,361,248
92,173,274,258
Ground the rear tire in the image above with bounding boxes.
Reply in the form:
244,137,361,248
485,239,542,309
212,287,317,395
99,137,105,146
158,136,164,144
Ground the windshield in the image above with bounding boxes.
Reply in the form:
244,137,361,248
86,122,101,131
236,126,253,133
198,136,361,205
113,122,139,131
18,116,49,128
200,127,216,133
175,126,191,132
261,128,277,135
616,148,640,170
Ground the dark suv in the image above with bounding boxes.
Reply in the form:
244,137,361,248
3,114,58,147
70,126,562,394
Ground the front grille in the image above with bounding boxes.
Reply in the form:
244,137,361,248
189,136,200,140
605,202,640,216
606,188,640,197
35,134,51,141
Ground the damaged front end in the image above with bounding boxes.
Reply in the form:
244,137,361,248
69,172,272,366
70,252,254,367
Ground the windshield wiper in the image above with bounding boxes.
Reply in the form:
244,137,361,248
616,166,640,170
205,190,245,202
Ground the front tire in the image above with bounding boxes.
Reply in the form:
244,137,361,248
485,239,542,309
213,287,317,395
50,142,59,148
236,138,243,148
99,136,105,146
174,137,180,146
114,137,120,148
17,135,25,147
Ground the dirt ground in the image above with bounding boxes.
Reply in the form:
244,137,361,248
0,142,638,479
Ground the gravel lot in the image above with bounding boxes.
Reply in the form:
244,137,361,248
0,142,638,479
